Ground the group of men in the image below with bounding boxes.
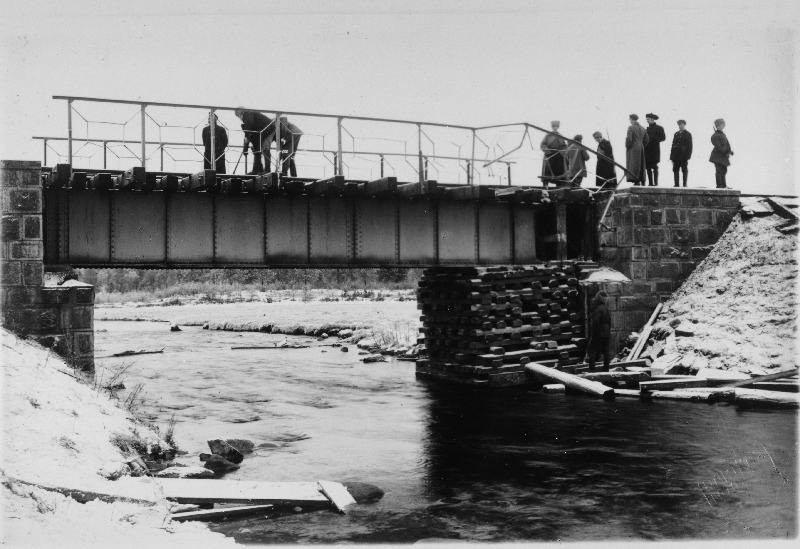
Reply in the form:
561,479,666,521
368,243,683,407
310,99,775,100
541,115,734,190
202,110,303,176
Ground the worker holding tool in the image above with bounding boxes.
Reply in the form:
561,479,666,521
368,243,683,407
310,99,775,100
234,108,275,175
278,116,303,177
202,113,228,173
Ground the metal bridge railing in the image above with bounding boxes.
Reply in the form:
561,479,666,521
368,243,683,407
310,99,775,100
40,95,631,187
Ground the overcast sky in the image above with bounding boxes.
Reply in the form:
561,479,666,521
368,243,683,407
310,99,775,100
1,0,798,193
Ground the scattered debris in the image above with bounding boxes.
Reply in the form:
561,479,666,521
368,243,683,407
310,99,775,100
108,348,164,357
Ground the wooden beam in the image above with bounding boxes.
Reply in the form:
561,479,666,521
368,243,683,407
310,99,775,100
639,378,709,391
308,175,346,195
159,174,180,193
525,363,614,399
220,177,243,195
69,171,87,191
151,479,331,508
764,197,798,221
444,186,496,201
555,201,567,260
87,173,111,191
171,504,274,522
396,180,438,198
183,169,215,192
317,480,356,513
114,167,146,191
734,388,799,409
47,164,72,189
579,371,651,383
717,368,798,389
626,303,663,361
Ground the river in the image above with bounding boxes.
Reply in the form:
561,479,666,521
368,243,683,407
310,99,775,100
96,319,797,543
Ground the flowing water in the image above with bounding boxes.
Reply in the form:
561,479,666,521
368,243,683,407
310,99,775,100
96,319,797,543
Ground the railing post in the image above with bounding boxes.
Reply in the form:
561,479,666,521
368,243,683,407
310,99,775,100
424,156,429,180
470,129,476,186
507,162,512,186
160,144,164,171
43,138,47,167
103,141,107,169
417,123,423,184
67,100,73,166
140,104,147,169
380,154,384,178
275,112,282,174
336,116,343,176
209,109,216,172
466,161,471,185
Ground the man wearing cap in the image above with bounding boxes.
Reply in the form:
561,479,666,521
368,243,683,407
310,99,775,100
565,135,590,187
625,114,649,185
540,120,567,187
592,131,616,188
709,118,733,188
669,120,693,187
234,108,274,175
644,113,666,186
202,112,228,174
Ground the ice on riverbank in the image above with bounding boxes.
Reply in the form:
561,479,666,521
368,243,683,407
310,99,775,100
1,327,238,547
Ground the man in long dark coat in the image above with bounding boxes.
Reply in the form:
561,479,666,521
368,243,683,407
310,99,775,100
202,113,228,174
709,118,733,188
565,134,590,187
644,113,666,186
669,119,693,187
587,291,612,372
625,114,649,185
592,131,616,188
540,120,567,187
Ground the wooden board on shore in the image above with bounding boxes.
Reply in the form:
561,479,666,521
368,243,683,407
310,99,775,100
171,504,274,522
639,378,709,391
151,479,332,508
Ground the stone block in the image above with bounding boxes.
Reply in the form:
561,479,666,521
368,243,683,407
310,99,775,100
665,208,682,224
701,196,721,208
618,247,633,261
720,195,741,208
697,227,720,245
0,164,40,187
642,228,667,244
671,227,695,245
688,209,713,225
1,260,21,285
648,262,679,279
622,310,650,331
34,307,61,333
10,242,42,260
660,193,681,206
599,247,619,261
649,245,662,260
76,287,94,304
680,261,698,278
641,194,661,207
21,261,43,287
632,247,648,260
71,306,93,329
682,195,702,207
629,281,655,294
619,295,646,309
2,216,20,240
634,208,648,225
5,189,41,213
23,216,41,239
633,228,643,245
74,331,94,356
1,286,42,307
655,281,675,293
599,282,624,295
42,288,70,304
617,227,634,246
714,210,734,229
605,296,619,311
650,209,663,225
599,231,616,247
628,194,641,206
630,262,647,280
619,207,633,226
691,245,714,261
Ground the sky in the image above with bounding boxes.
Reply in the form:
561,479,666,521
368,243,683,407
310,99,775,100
1,0,798,193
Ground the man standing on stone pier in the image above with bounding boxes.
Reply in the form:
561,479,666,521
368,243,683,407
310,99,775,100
709,118,733,189
592,131,617,188
670,119,693,187
540,120,568,187
644,113,666,186
565,135,590,187
625,114,649,185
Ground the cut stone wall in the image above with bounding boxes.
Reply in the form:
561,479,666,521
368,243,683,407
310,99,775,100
597,187,741,297
1,160,94,370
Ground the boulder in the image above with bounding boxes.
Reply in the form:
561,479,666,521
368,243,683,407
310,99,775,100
207,439,245,464
199,453,240,474
674,323,695,337
340,346,349,352
156,466,215,479
170,323,182,332
341,481,384,504
224,439,255,455
357,338,378,349
339,328,354,338
362,355,387,363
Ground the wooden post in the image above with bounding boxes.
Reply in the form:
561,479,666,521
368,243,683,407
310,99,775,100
525,363,614,399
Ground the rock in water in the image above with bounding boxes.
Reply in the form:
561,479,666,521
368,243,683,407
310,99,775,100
199,453,240,474
340,346,349,353
156,466,215,479
224,438,255,455
170,323,182,332
207,439,245,464
341,481,384,504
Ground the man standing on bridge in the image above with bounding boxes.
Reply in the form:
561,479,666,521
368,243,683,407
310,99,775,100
202,113,228,174
644,113,666,186
625,114,649,185
234,108,274,175
540,120,567,187
565,135,590,187
592,131,617,188
669,119,693,187
709,118,733,189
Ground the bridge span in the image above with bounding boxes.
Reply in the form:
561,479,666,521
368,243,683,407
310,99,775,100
42,164,597,269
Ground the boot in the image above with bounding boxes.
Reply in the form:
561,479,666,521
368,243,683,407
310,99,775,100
683,172,688,187
248,152,264,175
646,169,654,186
653,167,659,186
673,171,680,187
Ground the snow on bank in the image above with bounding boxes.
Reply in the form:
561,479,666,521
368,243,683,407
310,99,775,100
1,328,238,547
641,210,798,374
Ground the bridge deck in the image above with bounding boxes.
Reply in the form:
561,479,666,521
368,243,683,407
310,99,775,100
42,165,597,269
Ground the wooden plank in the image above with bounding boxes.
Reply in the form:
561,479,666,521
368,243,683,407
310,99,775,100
764,197,798,221
648,389,723,402
114,167,146,191
171,504,274,522
445,186,495,201
220,177,243,195
626,303,663,361
734,388,800,409
317,480,356,513
614,388,644,398
309,175,346,195
639,378,709,391
359,177,397,196
87,173,112,191
750,381,799,393
525,363,614,399
396,180,438,198
580,371,650,383
151,479,330,508
183,169,215,192
47,163,72,189
160,174,180,193
718,368,798,389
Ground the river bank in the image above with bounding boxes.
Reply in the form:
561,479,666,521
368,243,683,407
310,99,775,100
0,327,239,547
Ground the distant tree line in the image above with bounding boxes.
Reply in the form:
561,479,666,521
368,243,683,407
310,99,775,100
77,267,419,294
